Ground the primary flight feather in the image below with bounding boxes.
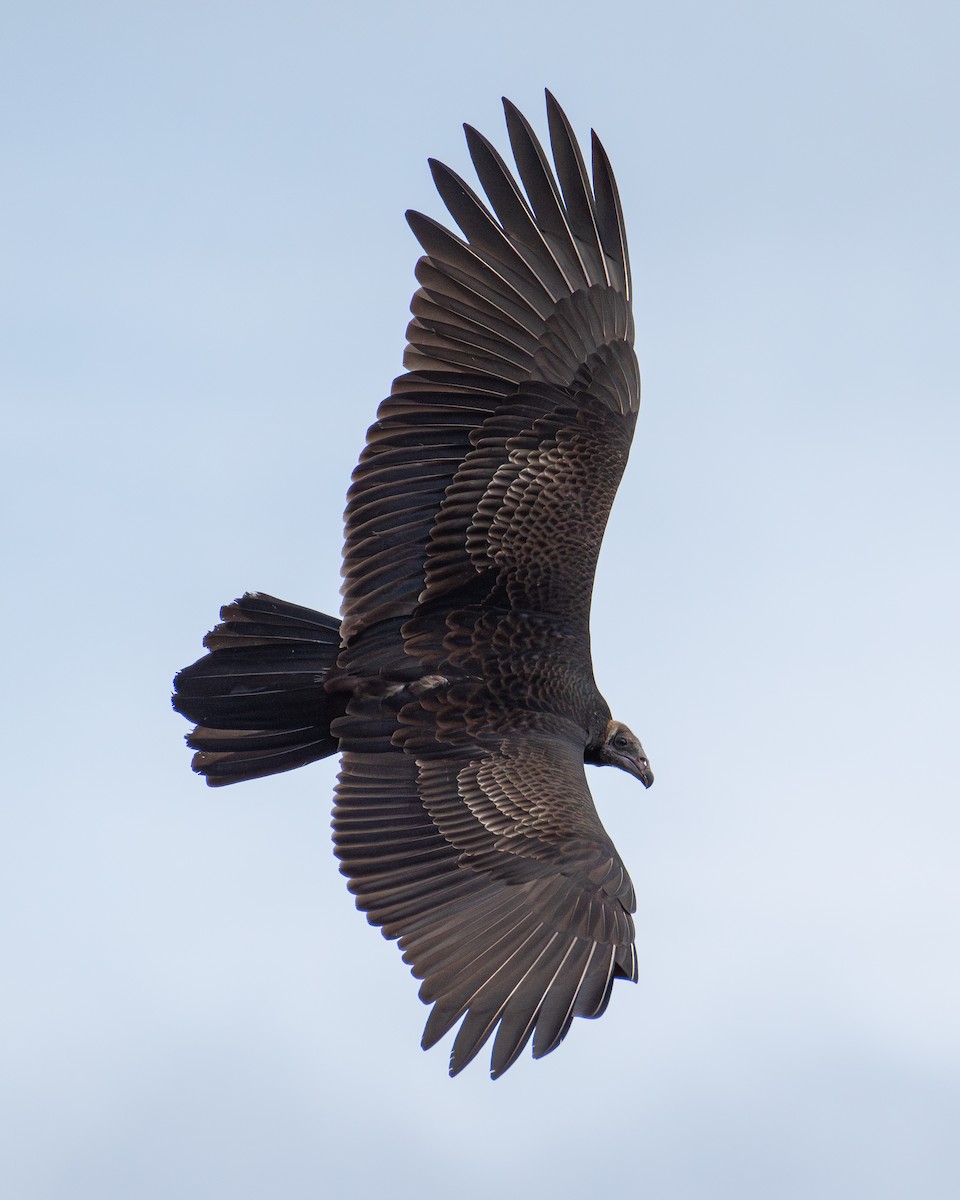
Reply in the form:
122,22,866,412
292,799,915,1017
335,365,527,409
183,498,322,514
173,91,653,1078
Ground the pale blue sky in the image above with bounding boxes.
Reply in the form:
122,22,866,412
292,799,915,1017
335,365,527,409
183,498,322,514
3,2,958,1197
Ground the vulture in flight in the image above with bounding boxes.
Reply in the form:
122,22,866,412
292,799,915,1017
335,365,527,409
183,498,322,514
173,91,653,1078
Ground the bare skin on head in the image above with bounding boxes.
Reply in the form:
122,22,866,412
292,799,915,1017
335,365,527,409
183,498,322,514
589,719,654,788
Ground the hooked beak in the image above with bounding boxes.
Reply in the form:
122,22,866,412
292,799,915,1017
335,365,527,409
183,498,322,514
627,755,654,789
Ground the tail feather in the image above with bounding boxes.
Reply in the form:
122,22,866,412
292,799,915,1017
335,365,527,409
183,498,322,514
173,592,345,786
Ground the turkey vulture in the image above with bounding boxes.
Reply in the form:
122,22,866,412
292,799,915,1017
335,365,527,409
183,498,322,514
173,91,653,1078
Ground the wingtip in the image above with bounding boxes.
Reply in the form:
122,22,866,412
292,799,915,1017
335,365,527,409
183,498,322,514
426,157,446,188
489,1032,531,1079
544,89,575,130
590,128,608,164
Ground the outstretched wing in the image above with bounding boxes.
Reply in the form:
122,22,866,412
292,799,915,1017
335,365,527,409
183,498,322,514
335,94,642,1076
340,91,639,651
334,721,636,1079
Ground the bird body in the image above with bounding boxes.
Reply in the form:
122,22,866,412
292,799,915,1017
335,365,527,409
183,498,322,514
174,92,653,1078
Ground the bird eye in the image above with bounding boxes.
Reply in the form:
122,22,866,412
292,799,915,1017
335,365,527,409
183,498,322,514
613,733,629,750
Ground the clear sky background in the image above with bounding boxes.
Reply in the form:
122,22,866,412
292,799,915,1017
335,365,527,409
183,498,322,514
3,2,958,1197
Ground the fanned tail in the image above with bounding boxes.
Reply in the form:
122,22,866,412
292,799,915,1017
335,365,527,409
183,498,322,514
172,592,345,786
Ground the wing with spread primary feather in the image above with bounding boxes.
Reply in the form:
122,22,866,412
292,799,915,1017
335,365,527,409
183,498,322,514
339,90,640,656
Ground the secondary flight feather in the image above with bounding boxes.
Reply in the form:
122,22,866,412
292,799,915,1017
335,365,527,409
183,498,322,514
173,91,653,1078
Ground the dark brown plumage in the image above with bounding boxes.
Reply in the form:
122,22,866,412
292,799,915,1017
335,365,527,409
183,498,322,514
173,91,652,1078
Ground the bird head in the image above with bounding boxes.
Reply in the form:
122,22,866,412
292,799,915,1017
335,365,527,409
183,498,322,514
595,719,654,787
